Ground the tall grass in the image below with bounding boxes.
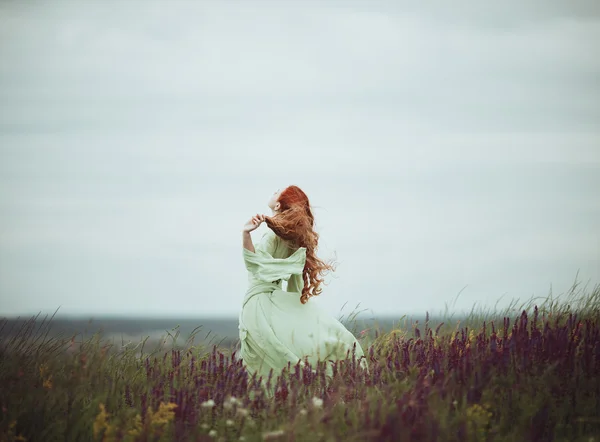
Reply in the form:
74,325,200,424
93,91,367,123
1,280,599,441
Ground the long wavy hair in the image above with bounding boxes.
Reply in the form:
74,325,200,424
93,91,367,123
264,185,337,304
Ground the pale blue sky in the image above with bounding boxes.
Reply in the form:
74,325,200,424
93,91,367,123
1,0,599,318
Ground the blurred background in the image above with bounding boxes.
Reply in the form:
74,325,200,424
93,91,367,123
1,0,599,343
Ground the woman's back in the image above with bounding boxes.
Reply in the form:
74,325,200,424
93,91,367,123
239,228,366,388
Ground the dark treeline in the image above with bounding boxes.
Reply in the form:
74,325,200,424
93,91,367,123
0,315,442,342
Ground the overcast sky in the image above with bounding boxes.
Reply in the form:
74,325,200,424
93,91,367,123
1,0,599,319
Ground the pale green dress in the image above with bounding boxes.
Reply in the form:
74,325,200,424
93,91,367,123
238,228,366,386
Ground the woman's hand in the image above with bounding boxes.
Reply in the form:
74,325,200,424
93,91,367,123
242,213,266,233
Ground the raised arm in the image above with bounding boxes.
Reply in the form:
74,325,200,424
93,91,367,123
242,231,255,253
242,213,266,253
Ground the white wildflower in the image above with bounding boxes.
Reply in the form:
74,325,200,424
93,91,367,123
226,419,234,427
299,409,308,416
201,399,216,408
224,396,240,409
311,397,323,408
208,429,218,437
263,429,285,440
237,408,249,417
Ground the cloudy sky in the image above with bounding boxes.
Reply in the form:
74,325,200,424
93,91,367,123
1,0,599,319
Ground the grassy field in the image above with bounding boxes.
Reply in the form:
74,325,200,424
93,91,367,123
1,280,599,441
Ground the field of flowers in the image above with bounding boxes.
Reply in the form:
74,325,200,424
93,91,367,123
1,283,599,442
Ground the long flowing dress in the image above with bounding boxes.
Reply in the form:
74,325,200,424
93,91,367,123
238,228,366,386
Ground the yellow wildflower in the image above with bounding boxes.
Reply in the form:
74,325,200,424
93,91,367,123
93,404,108,438
466,403,492,442
465,329,476,349
127,414,143,437
43,378,53,389
150,402,177,426
6,420,27,441
93,403,116,442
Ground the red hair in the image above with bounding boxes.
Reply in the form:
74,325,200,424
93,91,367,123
265,185,337,304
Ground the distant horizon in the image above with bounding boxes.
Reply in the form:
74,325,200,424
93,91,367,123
2,312,451,320
4,289,595,321
5,276,598,320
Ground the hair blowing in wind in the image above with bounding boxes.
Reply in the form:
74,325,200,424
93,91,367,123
264,185,338,304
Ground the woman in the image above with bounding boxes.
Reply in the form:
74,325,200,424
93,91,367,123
238,185,366,389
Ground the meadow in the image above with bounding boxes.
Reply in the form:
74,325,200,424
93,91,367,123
1,280,599,442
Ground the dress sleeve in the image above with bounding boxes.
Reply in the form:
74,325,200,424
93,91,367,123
256,229,278,255
243,230,306,283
